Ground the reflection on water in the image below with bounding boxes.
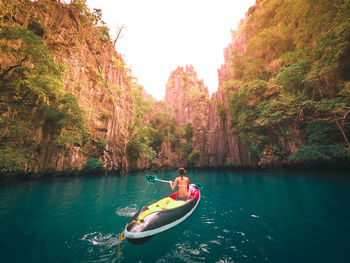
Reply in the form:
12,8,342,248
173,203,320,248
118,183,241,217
0,170,349,263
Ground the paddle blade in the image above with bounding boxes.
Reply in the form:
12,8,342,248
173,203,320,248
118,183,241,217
145,175,158,184
194,183,203,190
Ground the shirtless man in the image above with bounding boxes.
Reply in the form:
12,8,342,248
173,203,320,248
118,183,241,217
169,167,190,200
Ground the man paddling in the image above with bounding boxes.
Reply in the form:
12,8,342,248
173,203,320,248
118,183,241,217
169,167,190,200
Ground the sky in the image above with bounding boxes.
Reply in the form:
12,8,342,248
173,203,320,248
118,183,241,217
85,0,256,100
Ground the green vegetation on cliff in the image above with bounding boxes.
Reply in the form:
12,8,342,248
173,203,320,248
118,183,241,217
0,0,132,174
220,0,350,164
126,84,196,168
0,26,85,173
126,84,156,164
2,0,348,175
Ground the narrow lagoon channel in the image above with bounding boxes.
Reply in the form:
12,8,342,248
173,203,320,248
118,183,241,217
0,170,349,263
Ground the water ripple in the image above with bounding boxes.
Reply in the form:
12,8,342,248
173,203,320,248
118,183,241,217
200,243,209,254
157,241,207,263
209,240,221,245
81,232,117,249
216,255,234,263
116,205,138,217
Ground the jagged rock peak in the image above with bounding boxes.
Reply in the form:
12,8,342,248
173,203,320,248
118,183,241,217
164,65,210,126
166,65,209,97
218,26,248,89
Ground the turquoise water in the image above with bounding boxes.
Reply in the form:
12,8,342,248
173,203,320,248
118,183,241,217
0,170,350,263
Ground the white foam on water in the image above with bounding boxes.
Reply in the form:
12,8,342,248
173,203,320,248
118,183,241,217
237,231,246,236
203,217,215,224
230,246,238,252
209,240,221,245
81,232,117,249
190,249,200,255
116,205,138,217
200,243,209,253
159,241,206,263
216,255,234,263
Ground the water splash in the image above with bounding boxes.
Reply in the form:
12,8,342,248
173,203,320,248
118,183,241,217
81,232,117,249
200,243,209,253
116,205,138,217
157,241,207,263
216,255,234,263
78,231,120,263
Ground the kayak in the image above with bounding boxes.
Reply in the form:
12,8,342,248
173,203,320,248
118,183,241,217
123,184,201,244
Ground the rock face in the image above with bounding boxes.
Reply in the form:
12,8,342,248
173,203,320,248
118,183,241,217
39,2,135,172
165,66,211,165
207,91,253,168
165,65,209,125
1,0,135,173
1,0,256,175
218,30,247,86
210,29,254,168
160,18,258,169
162,65,254,168
158,141,179,169
161,65,210,168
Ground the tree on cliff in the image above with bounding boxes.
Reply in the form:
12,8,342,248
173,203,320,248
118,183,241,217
113,24,125,48
220,0,350,164
0,26,84,173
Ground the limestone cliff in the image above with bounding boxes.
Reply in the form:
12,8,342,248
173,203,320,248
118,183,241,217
0,0,142,174
213,0,350,166
161,65,254,168
211,27,254,167
164,65,209,126
159,0,350,169
164,65,211,167
38,1,135,172
3,0,344,175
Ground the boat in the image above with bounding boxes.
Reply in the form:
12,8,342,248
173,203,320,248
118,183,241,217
123,184,201,244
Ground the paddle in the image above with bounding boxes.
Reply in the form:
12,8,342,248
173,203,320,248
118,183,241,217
145,175,203,190
145,175,170,184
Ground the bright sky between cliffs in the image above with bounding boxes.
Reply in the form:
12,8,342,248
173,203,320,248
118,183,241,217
85,0,256,100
